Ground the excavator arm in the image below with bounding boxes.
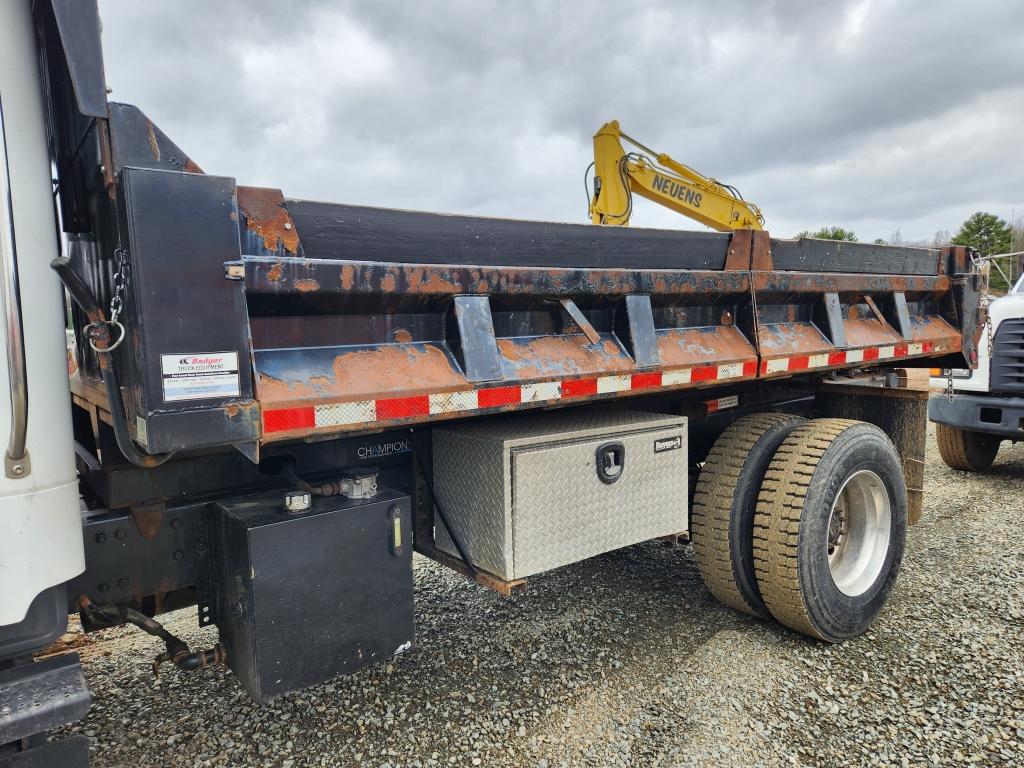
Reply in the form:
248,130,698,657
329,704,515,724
588,120,765,231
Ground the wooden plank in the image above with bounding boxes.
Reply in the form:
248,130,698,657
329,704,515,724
425,549,527,598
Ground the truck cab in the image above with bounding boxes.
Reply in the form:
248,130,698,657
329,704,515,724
929,279,1024,470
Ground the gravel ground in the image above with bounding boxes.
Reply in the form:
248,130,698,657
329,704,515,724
57,423,1024,767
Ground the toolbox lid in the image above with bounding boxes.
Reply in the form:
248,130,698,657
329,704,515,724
432,408,685,448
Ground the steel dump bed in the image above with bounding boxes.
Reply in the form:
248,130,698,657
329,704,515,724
67,145,981,459
234,192,980,446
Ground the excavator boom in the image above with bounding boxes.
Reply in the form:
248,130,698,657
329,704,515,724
589,120,765,231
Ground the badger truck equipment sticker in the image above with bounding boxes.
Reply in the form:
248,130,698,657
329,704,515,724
161,352,240,402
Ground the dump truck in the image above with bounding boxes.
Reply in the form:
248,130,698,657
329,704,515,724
0,3,985,766
930,277,1022,470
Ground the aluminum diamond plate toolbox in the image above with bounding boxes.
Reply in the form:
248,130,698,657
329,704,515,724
432,410,687,580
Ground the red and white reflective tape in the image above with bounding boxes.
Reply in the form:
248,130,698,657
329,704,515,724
263,359,757,435
261,340,942,436
760,341,934,376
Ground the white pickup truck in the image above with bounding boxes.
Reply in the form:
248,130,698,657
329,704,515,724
930,278,1024,470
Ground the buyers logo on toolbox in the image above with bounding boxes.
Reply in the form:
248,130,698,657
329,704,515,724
654,435,683,453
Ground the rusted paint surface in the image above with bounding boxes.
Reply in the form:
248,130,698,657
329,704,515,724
96,118,117,198
941,245,968,276
843,317,903,348
497,334,633,380
426,549,527,597
658,326,755,367
243,258,751,298
237,186,301,254
759,315,960,365
129,502,164,540
908,315,962,348
724,229,752,270
751,230,773,270
294,278,319,292
753,271,949,295
340,264,355,290
146,119,160,161
758,322,833,355
405,267,462,294
256,343,466,409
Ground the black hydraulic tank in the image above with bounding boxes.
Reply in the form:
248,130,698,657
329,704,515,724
210,487,413,703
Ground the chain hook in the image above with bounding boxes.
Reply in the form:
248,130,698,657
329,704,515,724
84,320,125,353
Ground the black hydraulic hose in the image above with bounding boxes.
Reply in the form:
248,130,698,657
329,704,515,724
79,597,225,677
51,257,174,468
171,645,225,672
281,459,348,497
51,257,102,319
97,360,173,467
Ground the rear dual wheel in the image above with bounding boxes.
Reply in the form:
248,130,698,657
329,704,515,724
752,419,907,641
691,413,806,618
693,415,907,642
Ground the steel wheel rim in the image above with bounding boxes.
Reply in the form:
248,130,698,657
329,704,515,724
826,470,892,597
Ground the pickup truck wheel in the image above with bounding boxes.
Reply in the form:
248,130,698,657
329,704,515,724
935,423,1000,471
691,412,806,618
752,419,907,642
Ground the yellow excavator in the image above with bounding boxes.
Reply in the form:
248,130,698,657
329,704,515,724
587,120,765,231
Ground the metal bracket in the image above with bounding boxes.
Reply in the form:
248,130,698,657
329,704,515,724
863,294,887,326
617,294,660,368
558,298,601,345
820,292,846,347
872,292,914,341
4,450,29,479
449,295,503,382
128,501,165,540
892,292,913,340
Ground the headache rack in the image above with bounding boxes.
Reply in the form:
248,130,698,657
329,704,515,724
64,155,983,463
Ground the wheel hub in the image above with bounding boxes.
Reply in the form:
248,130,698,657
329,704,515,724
826,470,892,597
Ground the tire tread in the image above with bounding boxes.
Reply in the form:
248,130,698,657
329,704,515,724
935,423,997,471
691,413,804,617
752,418,860,639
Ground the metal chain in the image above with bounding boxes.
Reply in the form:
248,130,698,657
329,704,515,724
84,248,129,354
987,312,994,361
109,247,129,324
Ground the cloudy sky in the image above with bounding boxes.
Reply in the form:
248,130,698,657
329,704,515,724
97,0,1023,244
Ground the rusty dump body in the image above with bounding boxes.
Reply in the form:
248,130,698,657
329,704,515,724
234,197,981,451
67,158,984,460
247,243,960,432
